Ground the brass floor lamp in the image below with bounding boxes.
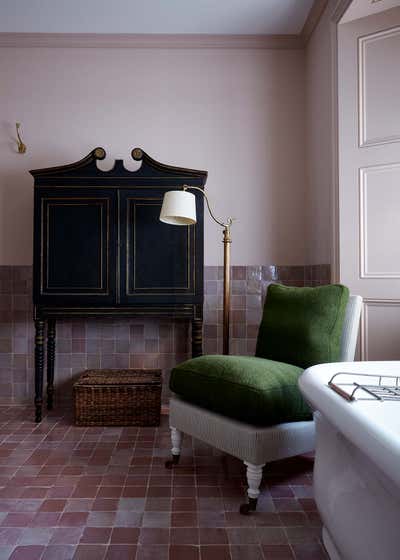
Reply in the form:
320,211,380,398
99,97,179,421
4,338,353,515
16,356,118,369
160,186,233,355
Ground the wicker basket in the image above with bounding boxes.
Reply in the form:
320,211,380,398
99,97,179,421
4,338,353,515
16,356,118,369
73,369,162,427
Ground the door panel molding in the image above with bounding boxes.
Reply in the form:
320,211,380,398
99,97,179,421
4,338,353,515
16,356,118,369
361,298,400,360
359,162,400,278
358,26,400,148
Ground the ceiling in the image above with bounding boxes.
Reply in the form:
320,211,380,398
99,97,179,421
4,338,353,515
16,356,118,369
0,0,314,35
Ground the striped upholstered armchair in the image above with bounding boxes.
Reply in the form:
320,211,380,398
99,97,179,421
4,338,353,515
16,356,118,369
165,284,362,514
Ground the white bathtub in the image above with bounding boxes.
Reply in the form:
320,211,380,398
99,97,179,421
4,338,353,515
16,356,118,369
299,361,400,560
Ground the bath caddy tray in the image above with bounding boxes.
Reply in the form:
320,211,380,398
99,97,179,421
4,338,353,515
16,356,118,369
328,372,400,402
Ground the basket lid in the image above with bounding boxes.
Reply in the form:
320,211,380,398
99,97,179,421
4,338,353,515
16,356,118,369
74,369,162,387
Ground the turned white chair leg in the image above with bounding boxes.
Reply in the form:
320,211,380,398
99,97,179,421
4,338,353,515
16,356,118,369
240,461,265,514
165,426,183,469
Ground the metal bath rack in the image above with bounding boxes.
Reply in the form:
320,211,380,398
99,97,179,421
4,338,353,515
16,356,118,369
328,372,400,402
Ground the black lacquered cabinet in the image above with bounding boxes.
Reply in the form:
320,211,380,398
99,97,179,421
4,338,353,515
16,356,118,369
31,148,207,422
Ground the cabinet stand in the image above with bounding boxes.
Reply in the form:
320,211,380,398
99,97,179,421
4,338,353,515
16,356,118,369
34,313,203,423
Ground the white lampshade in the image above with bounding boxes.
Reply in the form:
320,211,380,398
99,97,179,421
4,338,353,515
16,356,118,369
159,190,197,225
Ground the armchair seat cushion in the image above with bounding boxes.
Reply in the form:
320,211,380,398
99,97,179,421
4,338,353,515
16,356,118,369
169,355,311,426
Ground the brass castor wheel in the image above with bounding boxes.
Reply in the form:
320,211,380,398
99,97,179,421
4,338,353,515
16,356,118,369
165,454,180,469
239,497,258,515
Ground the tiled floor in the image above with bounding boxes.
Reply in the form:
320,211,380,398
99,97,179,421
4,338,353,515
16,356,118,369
0,405,328,560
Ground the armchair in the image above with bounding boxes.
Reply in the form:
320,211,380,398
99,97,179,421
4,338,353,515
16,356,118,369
165,284,362,514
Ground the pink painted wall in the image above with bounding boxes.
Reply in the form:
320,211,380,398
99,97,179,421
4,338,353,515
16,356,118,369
0,46,307,266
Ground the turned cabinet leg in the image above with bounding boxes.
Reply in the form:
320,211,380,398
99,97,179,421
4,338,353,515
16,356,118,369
240,461,265,514
165,426,183,469
34,319,46,423
191,318,203,358
46,319,56,411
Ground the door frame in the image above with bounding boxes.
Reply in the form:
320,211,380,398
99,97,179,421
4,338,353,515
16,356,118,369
330,0,353,283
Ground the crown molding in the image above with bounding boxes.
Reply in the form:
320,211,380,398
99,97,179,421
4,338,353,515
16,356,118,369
331,0,353,23
0,32,304,50
301,0,329,45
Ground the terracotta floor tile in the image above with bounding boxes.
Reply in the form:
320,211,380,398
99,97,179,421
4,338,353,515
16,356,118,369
0,486,23,499
114,511,143,528
278,513,308,527
285,526,322,545
18,526,54,545
269,486,294,498
80,527,112,544
261,545,295,559
97,487,123,499
92,499,119,511
200,545,231,560
39,500,67,512
227,527,258,545
142,511,170,528
72,544,107,560
230,545,264,560
171,512,198,527
146,487,171,498
59,512,89,527
102,476,126,486
144,498,171,511
172,498,197,511
198,511,226,528
225,512,255,527
291,543,329,560
46,486,75,498
41,545,76,560
86,512,116,527
0,546,14,560
50,527,83,545
139,528,170,544
110,528,140,544
20,487,48,499
0,527,23,544
30,512,61,527
306,512,323,527
256,527,288,546
65,499,93,513
71,487,99,499
9,545,45,560
298,499,318,512
121,487,146,498
135,544,169,560
172,487,196,498
1,513,35,527
273,499,303,512
170,544,200,560
170,528,199,545
199,528,228,545
104,545,137,560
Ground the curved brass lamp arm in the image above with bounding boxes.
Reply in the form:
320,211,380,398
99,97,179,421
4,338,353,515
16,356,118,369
183,185,232,229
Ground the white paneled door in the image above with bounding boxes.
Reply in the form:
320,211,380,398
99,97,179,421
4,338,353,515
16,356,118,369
338,8,400,359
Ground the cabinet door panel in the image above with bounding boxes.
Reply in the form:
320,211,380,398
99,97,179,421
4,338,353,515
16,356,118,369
119,190,203,305
34,189,116,305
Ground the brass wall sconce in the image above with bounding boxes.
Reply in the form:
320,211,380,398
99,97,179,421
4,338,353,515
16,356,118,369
16,122,27,153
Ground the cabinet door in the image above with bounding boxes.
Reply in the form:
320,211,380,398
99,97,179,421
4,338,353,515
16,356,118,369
33,188,116,306
119,190,203,305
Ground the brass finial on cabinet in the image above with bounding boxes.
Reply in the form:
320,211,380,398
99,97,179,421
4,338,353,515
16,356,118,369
16,123,27,154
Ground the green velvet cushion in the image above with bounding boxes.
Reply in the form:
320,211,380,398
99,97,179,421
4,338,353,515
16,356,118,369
169,355,311,426
256,283,349,369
